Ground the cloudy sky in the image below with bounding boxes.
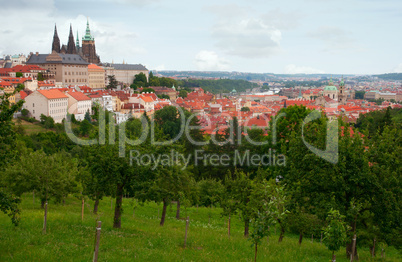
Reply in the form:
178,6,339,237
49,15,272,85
1,0,401,74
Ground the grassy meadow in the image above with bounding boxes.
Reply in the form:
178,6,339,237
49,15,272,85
0,194,400,262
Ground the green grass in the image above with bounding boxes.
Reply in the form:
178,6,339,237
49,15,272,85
13,119,49,135
0,194,400,261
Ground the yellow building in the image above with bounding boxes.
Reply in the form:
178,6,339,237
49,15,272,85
88,64,105,89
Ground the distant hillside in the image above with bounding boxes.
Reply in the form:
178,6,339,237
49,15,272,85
157,70,351,82
374,73,402,81
179,79,259,94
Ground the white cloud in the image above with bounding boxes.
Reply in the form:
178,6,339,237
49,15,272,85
393,63,402,73
154,64,166,70
0,6,146,64
307,26,357,52
208,5,283,59
194,50,229,71
284,64,325,74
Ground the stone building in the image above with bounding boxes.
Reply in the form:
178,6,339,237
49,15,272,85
78,19,101,64
103,63,149,86
51,19,100,64
88,64,105,88
24,89,69,123
26,52,89,86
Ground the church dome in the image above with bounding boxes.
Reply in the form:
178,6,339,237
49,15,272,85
324,85,337,91
324,78,337,91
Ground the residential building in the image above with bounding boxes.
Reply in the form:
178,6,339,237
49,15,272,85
104,63,149,86
88,64,105,89
26,52,89,86
24,89,68,123
66,90,92,121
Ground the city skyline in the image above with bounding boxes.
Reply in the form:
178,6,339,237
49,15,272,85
1,0,401,75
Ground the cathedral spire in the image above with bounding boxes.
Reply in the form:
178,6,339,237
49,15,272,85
67,24,77,54
83,17,94,41
52,24,61,53
76,31,80,48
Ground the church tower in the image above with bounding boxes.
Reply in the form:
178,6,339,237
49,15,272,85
81,18,100,64
66,24,77,54
76,31,81,54
52,24,61,53
338,76,347,105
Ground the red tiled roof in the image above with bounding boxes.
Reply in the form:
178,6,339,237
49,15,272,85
88,64,104,70
38,89,68,99
0,81,13,87
67,91,91,101
20,90,28,100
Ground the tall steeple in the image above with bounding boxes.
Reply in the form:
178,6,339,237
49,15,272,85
81,17,100,64
52,24,61,53
76,30,80,51
82,18,94,41
66,24,77,54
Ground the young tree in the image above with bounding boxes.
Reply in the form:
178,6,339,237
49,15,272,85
322,209,349,262
249,180,288,262
107,75,118,89
133,72,148,88
0,190,20,226
21,108,29,117
84,110,92,122
37,72,45,81
80,119,92,136
0,86,24,225
4,151,79,208
179,90,188,98
224,170,254,236
157,94,170,100
141,88,155,93
80,145,120,214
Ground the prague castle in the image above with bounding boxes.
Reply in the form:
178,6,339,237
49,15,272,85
51,19,100,64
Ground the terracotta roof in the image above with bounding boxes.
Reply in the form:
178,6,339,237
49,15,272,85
20,90,28,100
38,89,68,99
140,95,154,103
0,81,13,87
88,64,104,70
67,91,91,101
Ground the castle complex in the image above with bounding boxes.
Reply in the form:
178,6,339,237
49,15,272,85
51,19,100,64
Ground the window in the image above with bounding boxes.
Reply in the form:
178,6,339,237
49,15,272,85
33,103,35,107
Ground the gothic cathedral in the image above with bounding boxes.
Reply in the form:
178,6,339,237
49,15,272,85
51,18,100,64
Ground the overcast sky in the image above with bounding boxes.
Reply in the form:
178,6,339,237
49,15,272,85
1,0,401,74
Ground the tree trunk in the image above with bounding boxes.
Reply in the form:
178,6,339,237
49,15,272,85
254,242,258,262
244,219,249,237
228,214,231,238
346,234,358,261
370,238,376,257
176,200,180,219
160,198,168,226
113,184,124,228
93,195,100,214
41,199,46,209
332,251,336,262
299,233,303,245
278,224,285,242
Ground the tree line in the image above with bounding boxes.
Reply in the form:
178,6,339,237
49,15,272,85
0,87,401,261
